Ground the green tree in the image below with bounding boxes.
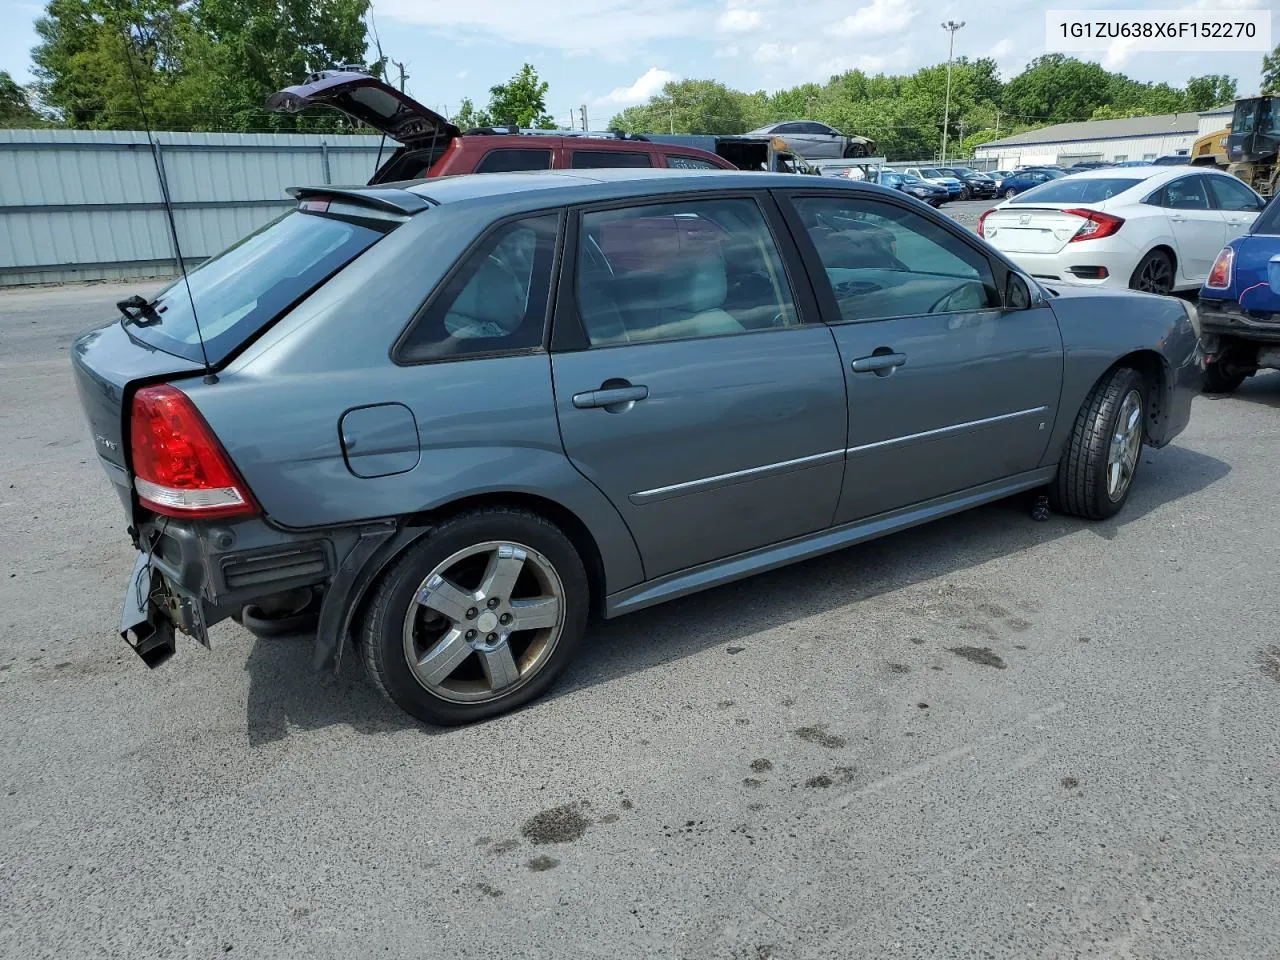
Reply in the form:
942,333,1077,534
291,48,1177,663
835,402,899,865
31,0,370,130
484,63,554,129
452,96,489,130
1002,54,1118,123
611,78,753,134
1262,44,1280,92
1184,74,1237,111
0,70,45,127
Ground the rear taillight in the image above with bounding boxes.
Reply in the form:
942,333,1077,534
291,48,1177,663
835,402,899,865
977,209,993,238
1064,208,1124,242
129,385,257,519
1206,246,1234,289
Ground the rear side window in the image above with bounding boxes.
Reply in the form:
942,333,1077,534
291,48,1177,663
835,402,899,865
474,149,553,173
127,211,384,365
1207,175,1264,212
1253,198,1280,235
1152,176,1210,209
665,154,719,170
575,198,798,346
397,214,559,363
571,151,652,169
1010,178,1143,204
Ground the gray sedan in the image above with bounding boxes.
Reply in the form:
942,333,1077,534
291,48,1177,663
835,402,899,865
746,120,875,159
72,170,1202,726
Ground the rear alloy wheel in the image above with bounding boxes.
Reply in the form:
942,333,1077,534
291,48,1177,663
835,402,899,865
1203,358,1246,394
844,143,868,158
1050,366,1148,520
1003,187,1018,199
361,508,588,726
1129,250,1174,295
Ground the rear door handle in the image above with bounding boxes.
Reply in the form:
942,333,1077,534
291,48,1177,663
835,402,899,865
851,352,907,373
572,385,649,409
1168,214,1186,223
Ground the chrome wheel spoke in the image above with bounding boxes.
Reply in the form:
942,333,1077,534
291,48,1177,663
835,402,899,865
1105,389,1143,501
480,645,521,691
509,596,561,632
480,545,526,601
415,574,475,623
416,628,473,687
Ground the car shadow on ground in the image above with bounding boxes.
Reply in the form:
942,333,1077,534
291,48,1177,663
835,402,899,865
1223,370,1280,409
240,442,1228,744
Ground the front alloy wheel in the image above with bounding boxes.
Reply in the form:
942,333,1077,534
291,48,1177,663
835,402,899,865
361,508,589,725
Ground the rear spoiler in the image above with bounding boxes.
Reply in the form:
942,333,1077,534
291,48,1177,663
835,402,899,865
287,185,433,216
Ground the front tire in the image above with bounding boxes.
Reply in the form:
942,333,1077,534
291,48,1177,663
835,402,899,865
959,186,971,200
1203,359,1245,393
360,508,589,726
844,143,868,158
1050,366,1148,520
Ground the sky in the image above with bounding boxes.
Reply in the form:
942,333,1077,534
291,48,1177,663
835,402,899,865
0,0,1272,125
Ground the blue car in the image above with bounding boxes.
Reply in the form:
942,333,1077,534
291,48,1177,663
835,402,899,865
1197,196,1280,392
997,167,1067,198
877,171,948,206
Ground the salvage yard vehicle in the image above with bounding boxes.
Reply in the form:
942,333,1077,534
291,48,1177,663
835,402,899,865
1197,193,1280,392
978,166,1266,294
72,170,1202,726
267,69,736,179
743,120,876,159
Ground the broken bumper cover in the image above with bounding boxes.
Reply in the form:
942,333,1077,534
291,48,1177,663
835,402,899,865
1197,297,1280,344
116,515,386,670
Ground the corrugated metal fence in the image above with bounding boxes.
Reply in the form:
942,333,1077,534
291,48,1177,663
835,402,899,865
0,129,388,286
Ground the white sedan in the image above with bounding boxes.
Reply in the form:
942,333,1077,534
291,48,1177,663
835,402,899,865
977,166,1266,294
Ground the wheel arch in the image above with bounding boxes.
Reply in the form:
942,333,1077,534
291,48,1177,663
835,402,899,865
1109,349,1171,442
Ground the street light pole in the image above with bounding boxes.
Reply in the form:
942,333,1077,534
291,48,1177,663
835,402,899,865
940,20,964,164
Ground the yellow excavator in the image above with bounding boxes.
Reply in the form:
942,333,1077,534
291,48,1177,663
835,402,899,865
1190,95,1278,198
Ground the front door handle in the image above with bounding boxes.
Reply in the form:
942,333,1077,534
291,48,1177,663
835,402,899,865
572,384,649,409
1168,214,1186,223
851,352,907,374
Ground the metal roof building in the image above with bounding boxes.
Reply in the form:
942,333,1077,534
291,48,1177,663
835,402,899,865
973,110,1228,168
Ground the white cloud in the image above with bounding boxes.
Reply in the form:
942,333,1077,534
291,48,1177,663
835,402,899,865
595,67,680,105
714,45,741,59
754,43,800,64
988,38,1013,59
717,8,763,32
834,0,916,39
377,0,707,53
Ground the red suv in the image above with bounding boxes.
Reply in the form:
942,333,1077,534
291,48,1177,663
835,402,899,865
268,70,737,183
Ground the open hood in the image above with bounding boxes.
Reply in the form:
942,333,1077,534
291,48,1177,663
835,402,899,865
266,70,459,146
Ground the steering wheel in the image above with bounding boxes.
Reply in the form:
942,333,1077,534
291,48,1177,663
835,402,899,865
928,283,974,314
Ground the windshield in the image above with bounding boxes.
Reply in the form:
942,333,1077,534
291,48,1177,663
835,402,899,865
919,168,945,178
1010,177,1144,204
128,211,386,364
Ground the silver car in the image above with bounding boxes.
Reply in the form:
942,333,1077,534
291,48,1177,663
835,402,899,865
745,120,875,159
72,169,1202,726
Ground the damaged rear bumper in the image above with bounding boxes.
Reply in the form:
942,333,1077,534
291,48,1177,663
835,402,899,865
117,515,403,671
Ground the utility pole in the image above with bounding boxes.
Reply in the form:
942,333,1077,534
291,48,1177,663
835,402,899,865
579,104,589,132
392,59,408,93
957,117,966,156
940,20,964,164
994,109,1000,138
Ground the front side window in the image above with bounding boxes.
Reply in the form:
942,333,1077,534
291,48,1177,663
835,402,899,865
571,150,652,169
791,195,999,323
575,198,798,346
1208,175,1263,211
474,149,553,173
397,214,559,363
665,154,719,170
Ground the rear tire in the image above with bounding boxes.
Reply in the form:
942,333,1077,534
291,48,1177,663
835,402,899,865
1128,249,1174,295
1203,359,1245,394
1050,366,1148,520
843,143,868,158
360,507,589,726
1003,187,1017,199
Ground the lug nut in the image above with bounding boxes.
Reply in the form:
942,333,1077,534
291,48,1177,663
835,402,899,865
499,613,512,625
486,633,497,643
466,629,477,640
466,607,478,619
487,598,500,609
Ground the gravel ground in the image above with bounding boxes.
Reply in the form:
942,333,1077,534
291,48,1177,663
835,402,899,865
2,272,1279,960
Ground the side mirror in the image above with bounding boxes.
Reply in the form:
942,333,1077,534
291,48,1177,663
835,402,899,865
1006,272,1032,310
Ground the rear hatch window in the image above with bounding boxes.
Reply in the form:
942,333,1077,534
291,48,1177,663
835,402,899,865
1009,178,1143,204
127,210,384,365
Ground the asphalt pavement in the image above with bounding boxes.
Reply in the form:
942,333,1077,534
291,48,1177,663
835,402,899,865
2,264,1279,959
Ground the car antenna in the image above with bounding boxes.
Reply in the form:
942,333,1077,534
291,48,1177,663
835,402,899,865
119,20,216,384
